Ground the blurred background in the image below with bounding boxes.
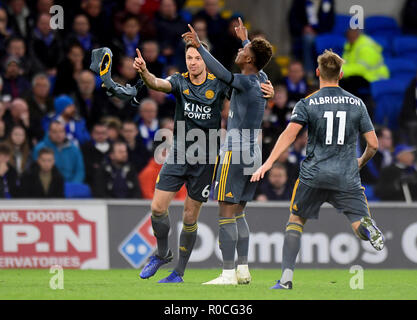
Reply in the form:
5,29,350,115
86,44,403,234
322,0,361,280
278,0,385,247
0,0,416,203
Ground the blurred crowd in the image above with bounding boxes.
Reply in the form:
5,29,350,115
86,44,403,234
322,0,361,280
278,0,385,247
0,0,416,202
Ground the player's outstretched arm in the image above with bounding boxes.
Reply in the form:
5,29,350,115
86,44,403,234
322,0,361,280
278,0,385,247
251,122,303,182
358,130,378,170
182,25,236,86
133,48,172,93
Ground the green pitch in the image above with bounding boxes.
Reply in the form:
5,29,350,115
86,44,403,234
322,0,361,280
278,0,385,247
1,269,417,300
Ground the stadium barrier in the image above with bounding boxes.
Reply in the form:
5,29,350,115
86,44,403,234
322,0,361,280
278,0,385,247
0,200,416,269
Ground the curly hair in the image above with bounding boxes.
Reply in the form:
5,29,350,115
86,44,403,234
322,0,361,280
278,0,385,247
250,37,273,71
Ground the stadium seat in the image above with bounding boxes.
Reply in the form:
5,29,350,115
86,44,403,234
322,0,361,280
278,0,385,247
315,34,345,56
371,35,392,57
385,57,417,83
331,14,351,35
365,16,401,38
362,184,380,202
65,183,92,199
371,79,409,130
393,35,417,60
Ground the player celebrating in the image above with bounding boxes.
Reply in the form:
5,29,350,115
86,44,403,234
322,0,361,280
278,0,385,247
133,41,274,283
251,50,384,290
183,19,273,285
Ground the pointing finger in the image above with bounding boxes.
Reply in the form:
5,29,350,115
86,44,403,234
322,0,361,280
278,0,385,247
188,24,196,34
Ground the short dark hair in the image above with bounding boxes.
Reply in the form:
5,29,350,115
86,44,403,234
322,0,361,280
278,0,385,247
38,147,54,158
185,41,209,53
250,37,273,71
109,140,127,154
0,143,11,156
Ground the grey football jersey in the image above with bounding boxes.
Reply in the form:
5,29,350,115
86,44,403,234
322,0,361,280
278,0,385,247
290,86,374,191
167,72,229,163
223,71,268,154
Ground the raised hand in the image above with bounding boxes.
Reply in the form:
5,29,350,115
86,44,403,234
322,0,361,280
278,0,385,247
133,48,147,73
234,17,248,42
182,24,201,48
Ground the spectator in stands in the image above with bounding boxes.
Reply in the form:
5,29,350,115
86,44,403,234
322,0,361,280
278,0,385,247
341,29,389,96
141,40,165,78
75,70,112,130
402,0,417,35
399,76,417,147
281,60,309,107
54,43,85,95
6,0,31,39
0,119,6,142
136,98,159,152
25,73,54,136
5,37,36,77
194,0,228,57
2,55,30,100
121,120,150,173
276,148,300,187
3,98,43,143
81,122,110,187
5,125,31,176
0,7,11,59
360,127,394,185
217,16,246,70
35,0,54,15
112,15,142,59
102,116,122,142
80,0,109,44
0,143,18,198
270,84,292,134
93,140,141,198
288,128,307,166
19,147,64,198
289,0,335,79
29,13,63,76
33,121,85,183
67,14,100,53
154,0,187,61
375,145,417,201
256,163,292,201
116,56,140,87
113,0,155,39
149,87,176,119
43,95,90,146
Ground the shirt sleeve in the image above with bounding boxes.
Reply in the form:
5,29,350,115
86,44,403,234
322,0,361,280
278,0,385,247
290,100,309,126
359,100,375,134
166,73,181,96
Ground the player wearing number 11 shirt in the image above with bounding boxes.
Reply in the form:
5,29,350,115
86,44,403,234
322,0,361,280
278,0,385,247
251,49,385,290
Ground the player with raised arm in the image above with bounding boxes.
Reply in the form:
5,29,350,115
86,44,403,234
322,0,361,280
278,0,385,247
183,18,273,285
251,50,384,290
133,38,274,283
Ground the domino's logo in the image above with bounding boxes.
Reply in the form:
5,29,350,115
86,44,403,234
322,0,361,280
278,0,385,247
118,213,157,268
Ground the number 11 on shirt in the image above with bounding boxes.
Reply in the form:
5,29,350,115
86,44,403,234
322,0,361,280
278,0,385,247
324,111,346,145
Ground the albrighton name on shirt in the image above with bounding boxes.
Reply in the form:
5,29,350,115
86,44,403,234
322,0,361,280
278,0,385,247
308,96,361,106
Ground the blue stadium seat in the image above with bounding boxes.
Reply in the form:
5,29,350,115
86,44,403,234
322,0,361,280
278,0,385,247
385,57,417,83
65,183,92,199
371,79,409,130
331,14,351,35
315,34,345,56
362,184,380,202
365,16,401,38
393,36,417,60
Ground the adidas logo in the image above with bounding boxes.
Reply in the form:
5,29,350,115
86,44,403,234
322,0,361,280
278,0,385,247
293,204,298,211
183,89,190,95
226,192,234,198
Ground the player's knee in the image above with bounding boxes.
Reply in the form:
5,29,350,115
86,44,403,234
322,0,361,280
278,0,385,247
151,201,168,216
